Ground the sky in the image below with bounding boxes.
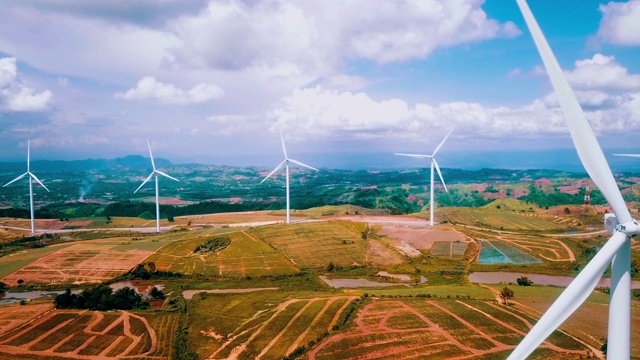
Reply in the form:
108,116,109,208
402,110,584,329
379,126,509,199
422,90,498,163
1,0,640,170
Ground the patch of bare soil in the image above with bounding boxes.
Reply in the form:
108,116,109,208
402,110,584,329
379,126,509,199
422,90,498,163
366,238,406,266
376,224,470,256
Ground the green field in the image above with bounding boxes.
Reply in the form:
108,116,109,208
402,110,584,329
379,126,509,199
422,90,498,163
146,229,298,277
445,209,573,232
188,291,357,359
249,221,367,268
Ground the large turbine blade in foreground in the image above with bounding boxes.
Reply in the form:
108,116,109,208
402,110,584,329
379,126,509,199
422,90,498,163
261,134,319,224
510,1,638,359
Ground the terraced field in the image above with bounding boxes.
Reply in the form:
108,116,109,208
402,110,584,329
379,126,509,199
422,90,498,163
249,221,367,268
146,229,298,276
0,308,178,359
309,298,592,360
188,292,357,359
445,209,573,232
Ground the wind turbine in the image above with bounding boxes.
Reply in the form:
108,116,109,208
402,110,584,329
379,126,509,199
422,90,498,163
3,139,50,234
261,133,319,224
134,140,179,232
395,127,454,226
510,1,637,359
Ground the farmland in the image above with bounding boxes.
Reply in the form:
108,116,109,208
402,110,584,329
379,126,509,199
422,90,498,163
0,306,178,359
444,208,579,232
249,221,368,268
146,229,298,277
309,298,593,360
187,291,358,359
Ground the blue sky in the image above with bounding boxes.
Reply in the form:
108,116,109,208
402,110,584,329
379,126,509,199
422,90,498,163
0,0,639,170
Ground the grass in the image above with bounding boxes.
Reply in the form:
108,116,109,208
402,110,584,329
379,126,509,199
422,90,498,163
249,221,367,268
146,229,297,277
188,291,356,360
446,208,573,232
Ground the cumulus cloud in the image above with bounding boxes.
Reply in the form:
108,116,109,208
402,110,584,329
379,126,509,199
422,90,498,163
595,0,640,45
115,76,224,104
268,86,569,142
565,54,640,92
168,0,520,76
0,57,52,111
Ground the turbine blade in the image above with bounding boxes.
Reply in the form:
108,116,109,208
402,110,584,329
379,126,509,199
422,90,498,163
394,153,432,159
431,127,454,156
147,139,156,170
29,172,50,192
508,231,628,359
260,160,287,184
134,173,154,193
288,158,319,171
613,154,640,159
432,158,447,193
517,0,631,224
155,170,179,182
3,172,28,187
280,132,288,159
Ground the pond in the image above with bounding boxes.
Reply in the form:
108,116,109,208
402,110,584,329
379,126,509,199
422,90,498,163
319,276,410,288
469,271,640,289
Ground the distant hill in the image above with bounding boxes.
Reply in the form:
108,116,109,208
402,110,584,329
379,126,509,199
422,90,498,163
0,155,172,172
483,198,532,212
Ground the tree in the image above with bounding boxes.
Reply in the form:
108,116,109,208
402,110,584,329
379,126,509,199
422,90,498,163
150,287,165,300
516,276,533,286
0,281,7,294
327,262,335,273
500,287,514,305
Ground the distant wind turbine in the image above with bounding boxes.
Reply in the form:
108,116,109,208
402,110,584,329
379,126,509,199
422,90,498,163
3,139,50,234
509,1,639,359
134,140,179,232
395,128,454,226
261,133,319,224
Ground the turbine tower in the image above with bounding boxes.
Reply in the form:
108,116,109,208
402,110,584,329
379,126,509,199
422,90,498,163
510,1,638,359
261,133,319,224
134,140,179,232
3,139,50,234
395,127,454,226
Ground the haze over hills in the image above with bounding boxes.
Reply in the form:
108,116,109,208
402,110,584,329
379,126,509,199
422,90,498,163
3,148,640,173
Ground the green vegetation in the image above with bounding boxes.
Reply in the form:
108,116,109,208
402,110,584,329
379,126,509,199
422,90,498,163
54,285,147,310
193,236,231,253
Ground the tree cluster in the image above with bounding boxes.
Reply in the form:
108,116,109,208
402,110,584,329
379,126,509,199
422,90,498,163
54,285,147,310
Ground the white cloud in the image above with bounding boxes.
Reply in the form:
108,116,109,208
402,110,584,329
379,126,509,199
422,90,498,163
596,0,640,45
0,57,52,111
268,86,570,142
167,0,520,75
565,54,640,92
115,76,224,104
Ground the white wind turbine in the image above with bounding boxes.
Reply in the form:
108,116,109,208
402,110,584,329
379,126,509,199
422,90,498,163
3,139,50,234
395,127,454,226
261,133,319,224
510,1,637,359
134,140,179,232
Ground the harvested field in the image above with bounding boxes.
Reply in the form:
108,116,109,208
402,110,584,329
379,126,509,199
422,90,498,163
1,241,153,286
188,292,357,359
377,224,469,257
0,309,176,359
0,303,53,336
365,238,407,266
146,230,298,277
309,298,594,360
249,221,367,268
173,210,286,226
